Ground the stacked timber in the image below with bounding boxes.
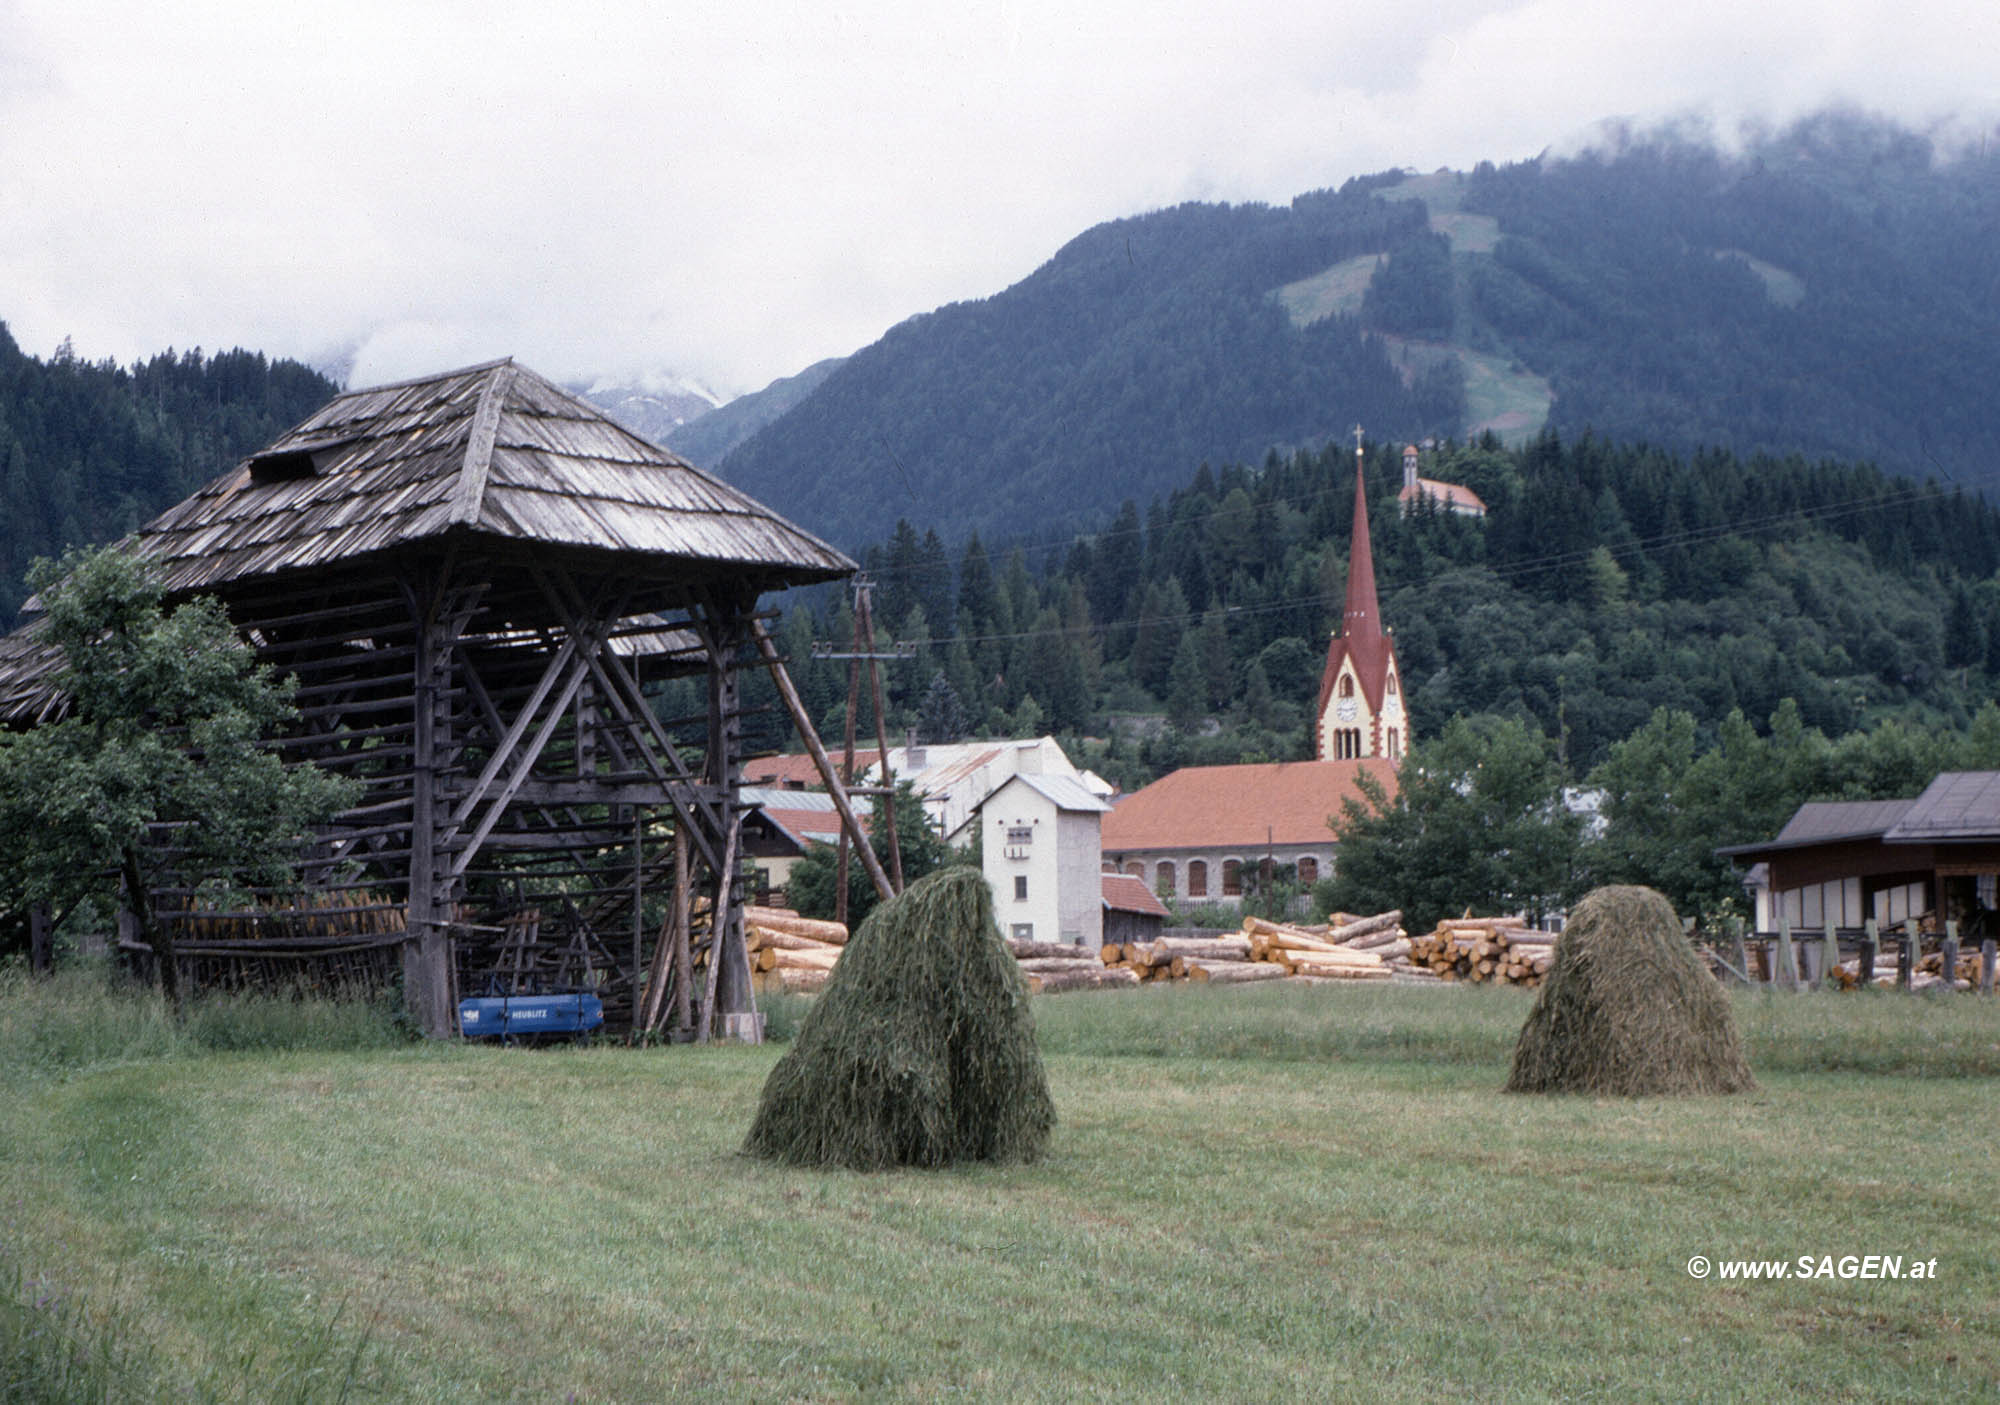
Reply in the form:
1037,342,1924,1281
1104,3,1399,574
1241,916,1395,981
746,906,848,995
1405,917,1553,986
1073,911,1423,987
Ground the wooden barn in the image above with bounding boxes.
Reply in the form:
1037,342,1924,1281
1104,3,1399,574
0,359,856,1037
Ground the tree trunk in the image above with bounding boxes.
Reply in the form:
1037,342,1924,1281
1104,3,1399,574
122,847,179,1009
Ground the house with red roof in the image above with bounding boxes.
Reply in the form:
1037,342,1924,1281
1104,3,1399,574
1101,872,1171,946
1397,442,1487,518
1101,758,1398,906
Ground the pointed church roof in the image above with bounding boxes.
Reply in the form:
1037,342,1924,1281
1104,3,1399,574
130,358,854,597
1316,456,1397,721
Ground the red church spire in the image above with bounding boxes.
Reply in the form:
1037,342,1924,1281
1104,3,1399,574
1315,428,1400,756
1342,443,1383,648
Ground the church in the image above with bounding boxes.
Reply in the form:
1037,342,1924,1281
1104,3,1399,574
1102,436,1408,905
1315,438,1408,763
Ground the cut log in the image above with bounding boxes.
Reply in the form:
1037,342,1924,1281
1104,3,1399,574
744,906,850,945
1006,937,1099,961
1329,910,1403,943
755,966,831,994
1184,961,1289,984
746,926,842,953
1015,956,1108,975
756,945,841,973
1279,946,1385,970
1028,966,1143,994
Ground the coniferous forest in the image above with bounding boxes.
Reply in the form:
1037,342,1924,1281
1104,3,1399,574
0,325,338,625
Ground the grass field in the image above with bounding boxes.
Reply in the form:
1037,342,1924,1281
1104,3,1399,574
4,977,1997,1401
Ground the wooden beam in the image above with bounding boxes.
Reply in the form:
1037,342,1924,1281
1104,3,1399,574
749,620,893,903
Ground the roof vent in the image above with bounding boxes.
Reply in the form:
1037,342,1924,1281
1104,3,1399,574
247,438,352,483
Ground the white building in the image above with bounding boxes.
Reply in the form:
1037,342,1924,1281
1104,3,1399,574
978,772,1111,948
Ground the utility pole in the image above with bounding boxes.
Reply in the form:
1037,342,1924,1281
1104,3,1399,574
810,576,914,916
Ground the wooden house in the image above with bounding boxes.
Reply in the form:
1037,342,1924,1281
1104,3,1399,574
1720,772,2000,937
0,359,854,1036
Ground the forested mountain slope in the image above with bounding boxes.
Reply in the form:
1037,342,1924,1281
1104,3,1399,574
715,111,2000,550
0,328,339,625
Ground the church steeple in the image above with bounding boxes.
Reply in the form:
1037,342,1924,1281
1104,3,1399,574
1315,429,1407,763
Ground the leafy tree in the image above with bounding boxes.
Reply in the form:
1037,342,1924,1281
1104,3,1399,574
0,548,358,1001
785,782,964,927
1323,715,1583,931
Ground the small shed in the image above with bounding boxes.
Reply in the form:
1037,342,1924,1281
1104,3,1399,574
1100,872,1170,946
0,360,854,1036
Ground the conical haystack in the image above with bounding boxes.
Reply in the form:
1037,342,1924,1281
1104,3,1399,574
743,867,1055,1169
1507,885,1754,1096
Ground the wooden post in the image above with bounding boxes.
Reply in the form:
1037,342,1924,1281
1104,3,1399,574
672,823,693,1036
857,584,904,892
631,810,644,1027
748,621,895,902
29,905,53,976
1815,920,1837,990
1982,938,1996,995
1860,919,1878,984
1729,918,1748,987
405,581,457,1038
1899,919,1916,990
1940,920,1959,991
1775,913,1796,990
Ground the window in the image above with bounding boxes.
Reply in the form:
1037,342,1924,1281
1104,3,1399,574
1222,860,1242,897
1334,727,1364,760
1296,856,1318,885
1125,861,1145,879
1187,860,1207,898
1386,673,1398,696
1338,675,1355,698
1007,825,1034,846
1155,860,1176,896
1011,923,1034,941
1387,729,1400,759
1014,876,1028,901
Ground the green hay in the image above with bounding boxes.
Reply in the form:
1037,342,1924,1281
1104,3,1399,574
1507,885,1756,1097
742,867,1055,1170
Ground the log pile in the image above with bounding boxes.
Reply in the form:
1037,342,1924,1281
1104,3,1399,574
1075,910,1434,988
1829,947,1982,991
1405,917,1554,986
746,906,849,996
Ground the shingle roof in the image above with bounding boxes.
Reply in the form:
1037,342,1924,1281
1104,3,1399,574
1102,872,1171,918
130,359,854,596
1102,758,1399,851
1883,771,2000,842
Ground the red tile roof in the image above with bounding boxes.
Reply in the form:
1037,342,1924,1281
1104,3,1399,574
1398,477,1487,514
743,750,880,788
1101,872,1172,918
1101,758,1400,851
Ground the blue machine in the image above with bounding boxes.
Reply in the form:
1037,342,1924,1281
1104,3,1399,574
458,993,604,1039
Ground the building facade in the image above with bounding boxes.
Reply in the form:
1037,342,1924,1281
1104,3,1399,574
978,772,1111,947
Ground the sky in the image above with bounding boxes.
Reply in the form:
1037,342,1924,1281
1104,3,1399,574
2,1,1996,403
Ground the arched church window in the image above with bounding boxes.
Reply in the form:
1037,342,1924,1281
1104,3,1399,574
1187,860,1207,898
1338,675,1355,698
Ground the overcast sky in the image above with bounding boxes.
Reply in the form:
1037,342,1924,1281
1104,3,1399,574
2,1,1995,401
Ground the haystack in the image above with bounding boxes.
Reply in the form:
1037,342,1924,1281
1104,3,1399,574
743,867,1055,1169
1506,885,1754,1096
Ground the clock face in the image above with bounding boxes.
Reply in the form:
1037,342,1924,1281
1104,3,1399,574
1336,698,1357,722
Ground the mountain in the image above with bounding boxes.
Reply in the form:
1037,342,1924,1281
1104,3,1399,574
664,356,843,467
577,376,724,445
712,110,2000,551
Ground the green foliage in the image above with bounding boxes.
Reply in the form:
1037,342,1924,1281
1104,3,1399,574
0,548,360,997
1324,715,1584,931
784,782,964,927
1507,885,1756,1096
743,867,1054,1169
0,965,406,1080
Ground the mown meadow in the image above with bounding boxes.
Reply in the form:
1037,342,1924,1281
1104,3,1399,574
3,971,1996,1402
